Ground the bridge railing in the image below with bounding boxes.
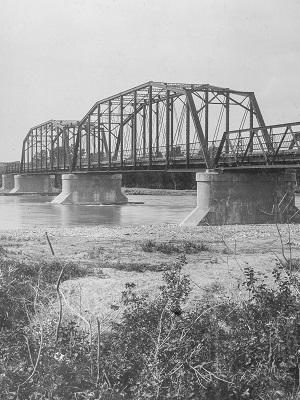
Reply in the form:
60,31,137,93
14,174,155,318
216,121,300,166
68,141,222,170
4,162,20,174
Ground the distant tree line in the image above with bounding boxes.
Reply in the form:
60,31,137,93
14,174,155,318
122,171,196,190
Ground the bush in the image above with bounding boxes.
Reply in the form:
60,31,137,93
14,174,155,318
0,244,7,255
0,258,88,330
1,255,300,399
109,261,168,272
39,260,88,284
98,262,300,400
141,239,209,254
87,246,105,259
284,257,300,272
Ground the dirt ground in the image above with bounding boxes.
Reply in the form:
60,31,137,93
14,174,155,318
1,222,300,331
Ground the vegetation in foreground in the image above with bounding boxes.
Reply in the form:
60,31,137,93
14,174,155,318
0,247,300,399
141,239,209,254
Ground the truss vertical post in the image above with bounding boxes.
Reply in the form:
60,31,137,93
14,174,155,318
50,124,54,171
205,90,209,144
22,141,25,172
45,125,48,171
170,97,174,155
108,100,112,169
31,131,34,171
70,123,81,172
26,141,29,172
87,116,91,170
20,141,25,173
186,101,190,168
148,85,153,167
79,126,82,170
250,99,254,153
166,90,170,166
57,127,60,170
120,96,124,167
63,128,67,170
133,90,137,166
142,102,146,158
65,127,71,169
225,91,230,154
40,127,43,171
97,104,101,168
93,125,96,157
35,128,38,170
156,101,159,156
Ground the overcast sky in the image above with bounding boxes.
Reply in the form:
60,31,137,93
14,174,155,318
0,0,300,161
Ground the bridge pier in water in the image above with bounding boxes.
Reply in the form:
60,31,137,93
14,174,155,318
181,169,299,225
0,174,15,192
10,174,58,194
51,173,128,205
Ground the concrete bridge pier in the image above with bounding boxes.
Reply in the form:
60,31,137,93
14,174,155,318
0,174,16,192
181,169,299,225
10,174,58,194
51,173,128,204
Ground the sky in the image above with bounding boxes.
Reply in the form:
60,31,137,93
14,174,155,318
0,0,300,161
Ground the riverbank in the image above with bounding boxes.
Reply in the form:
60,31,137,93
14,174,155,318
124,187,197,196
1,223,299,324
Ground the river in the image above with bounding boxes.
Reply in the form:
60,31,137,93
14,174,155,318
0,194,197,229
1,193,299,230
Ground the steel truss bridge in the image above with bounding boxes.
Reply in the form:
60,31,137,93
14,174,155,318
7,81,300,174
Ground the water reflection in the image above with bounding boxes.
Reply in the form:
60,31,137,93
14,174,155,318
0,194,196,229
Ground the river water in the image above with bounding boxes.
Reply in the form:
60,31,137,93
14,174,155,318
1,193,299,230
0,194,197,229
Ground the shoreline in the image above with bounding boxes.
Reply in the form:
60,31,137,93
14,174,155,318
124,187,196,195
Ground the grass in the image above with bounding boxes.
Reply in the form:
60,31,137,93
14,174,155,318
0,245,7,255
0,258,90,285
141,239,209,254
87,246,106,259
0,233,31,242
101,261,168,272
284,257,300,271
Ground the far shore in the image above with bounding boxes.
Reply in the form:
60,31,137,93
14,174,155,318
124,187,196,195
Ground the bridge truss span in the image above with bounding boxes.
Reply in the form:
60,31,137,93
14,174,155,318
20,120,80,173
70,81,267,172
19,81,271,173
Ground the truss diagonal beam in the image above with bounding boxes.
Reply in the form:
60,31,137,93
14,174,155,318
250,93,274,153
185,90,211,168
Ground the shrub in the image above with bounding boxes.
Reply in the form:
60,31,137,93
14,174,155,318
98,262,300,400
105,261,168,272
0,258,88,330
1,255,300,399
141,239,209,254
0,245,7,255
39,260,88,283
284,257,300,272
87,246,105,259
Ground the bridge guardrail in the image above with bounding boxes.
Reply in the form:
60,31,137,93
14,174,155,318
4,162,20,174
217,122,300,166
